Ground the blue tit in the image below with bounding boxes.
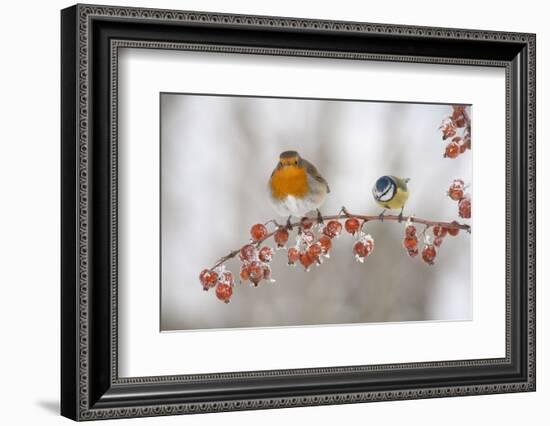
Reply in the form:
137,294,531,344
372,175,410,221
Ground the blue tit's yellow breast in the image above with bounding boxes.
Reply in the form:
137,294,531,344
270,166,309,199
378,186,409,210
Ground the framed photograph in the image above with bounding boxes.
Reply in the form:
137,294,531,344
61,4,536,421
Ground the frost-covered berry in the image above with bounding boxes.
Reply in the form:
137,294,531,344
353,235,374,262
199,269,218,290
344,217,360,235
248,261,264,286
318,235,332,254
448,179,465,201
299,251,315,270
250,223,268,241
408,247,419,258
259,246,273,263
459,196,471,219
433,225,447,238
405,225,416,237
215,283,233,303
403,236,418,250
239,244,257,262
324,220,342,238
422,245,437,265
287,247,300,265
445,141,460,158
447,221,460,236
274,228,289,247
307,242,322,260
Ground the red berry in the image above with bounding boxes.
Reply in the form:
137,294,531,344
433,225,447,238
408,247,419,258
448,179,465,201
250,223,268,241
403,236,418,250
215,283,233,303
300,217,313,230
459,196,471,219
287,247,300,265
248,261,264,286
447,221,460,236
259,246,273,263
353,237,374,260
405,225,416,237
445,142,460,158
199,269,218,290
459,140,467,153
299,251,315,270
239,263,250,281
274,228,289,247
318,235,332,254
344,217,361,235
324,220,342,238
441,119,457,139
434,237,444,247
239,244,257,261
307,242,322,259
353,241,368,258
422,245,437,265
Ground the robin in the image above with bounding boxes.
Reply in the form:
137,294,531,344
268,151,330,224
372,175,410,222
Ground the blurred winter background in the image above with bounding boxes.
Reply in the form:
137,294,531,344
160,94,472,331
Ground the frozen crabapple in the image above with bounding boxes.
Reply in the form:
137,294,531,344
405,224,416,237
445,141,460,158
434,237,444,247
447,221,460,236
248,261,264,286
239,263,251,281
199,269,218,290
459,196,471,219
274,228,289,247
259,246,273,263
448,179,465,201
422,245,437,265
407,246,419,258
299,251,315,270
441,118,457,140
307,242,323,260
239,244,257,262
353,235,374,262
433,225,447,238
250,223,268,241
403,236,418,250
215,283,233,303
262,264,272,280
344,217,361,235
318,235,332,254
287,247,300,265
324,220,343,238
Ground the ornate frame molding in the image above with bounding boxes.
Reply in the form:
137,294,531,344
61,4,535,421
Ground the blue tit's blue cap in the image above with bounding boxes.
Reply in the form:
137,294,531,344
375,176,392,193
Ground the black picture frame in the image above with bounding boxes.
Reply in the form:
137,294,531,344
61,4,536,421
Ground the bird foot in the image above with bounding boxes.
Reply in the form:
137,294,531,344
397,212,404,223
378,210,386,221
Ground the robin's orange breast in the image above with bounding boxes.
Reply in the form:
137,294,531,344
270,166,309,200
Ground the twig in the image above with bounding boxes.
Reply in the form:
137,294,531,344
209,212,470,270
